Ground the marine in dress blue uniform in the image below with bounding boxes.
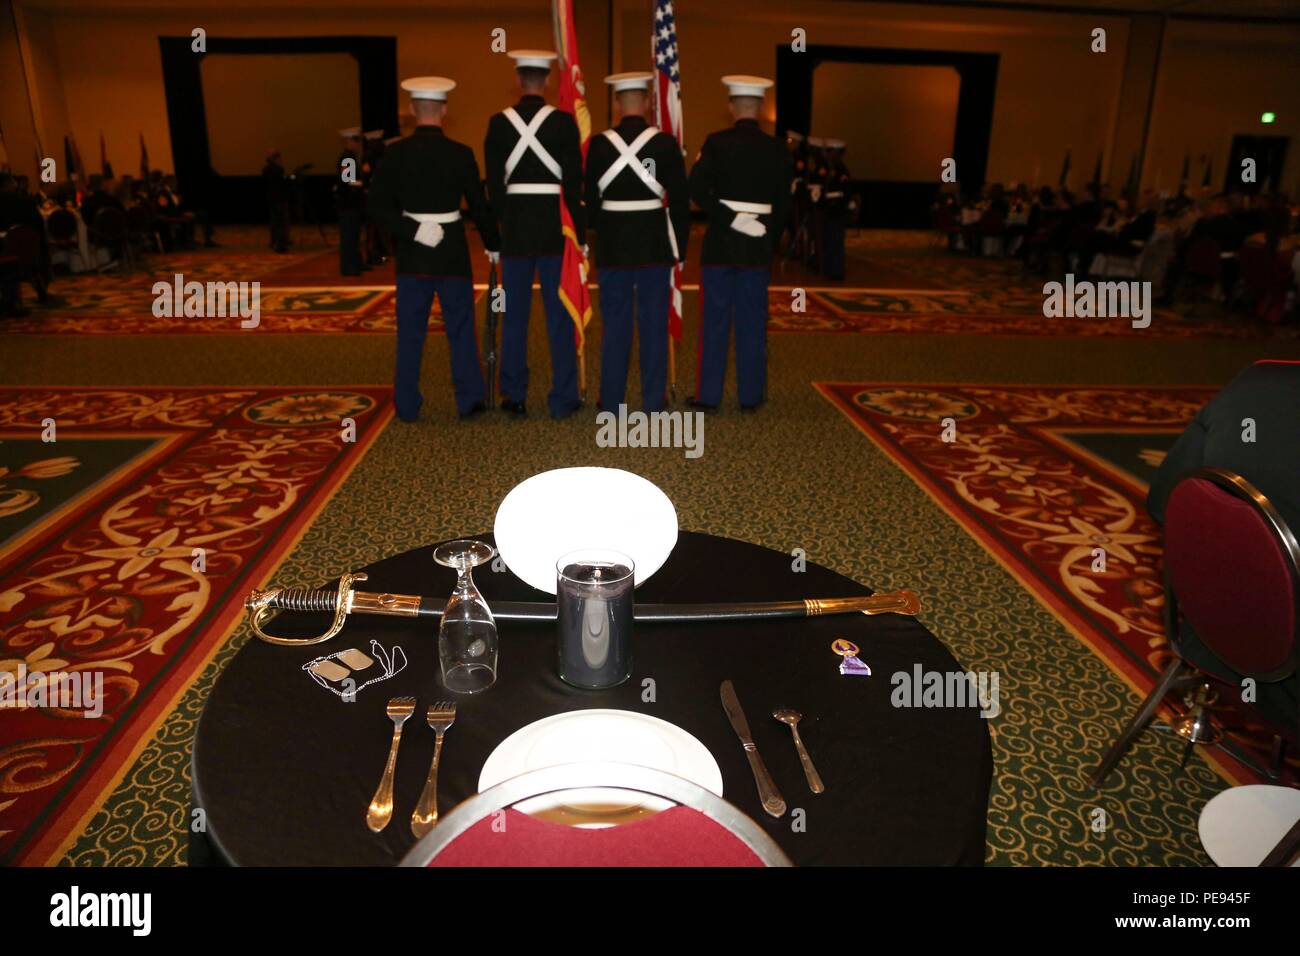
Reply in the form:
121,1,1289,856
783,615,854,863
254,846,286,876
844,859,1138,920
688,76,793,410
820,139,851,280
484,50,587,419
367,77,501,421
585,72,689,413
335,127,366,276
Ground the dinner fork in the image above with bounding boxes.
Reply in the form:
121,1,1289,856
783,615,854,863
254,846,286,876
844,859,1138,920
411,700,457,838
366,696,416,833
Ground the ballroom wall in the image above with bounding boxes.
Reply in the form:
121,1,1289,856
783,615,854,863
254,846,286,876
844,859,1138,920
809,63,962,182
1145,18,1300,197
3,0,1298,201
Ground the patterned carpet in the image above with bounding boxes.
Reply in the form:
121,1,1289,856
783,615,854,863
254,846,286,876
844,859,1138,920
7,228,1295,340
4,230,1300,868
47,379,1246,869
0,387,392,864
817,382,1297,787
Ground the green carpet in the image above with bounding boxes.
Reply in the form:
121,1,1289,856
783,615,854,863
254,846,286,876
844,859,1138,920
5,234,1299,867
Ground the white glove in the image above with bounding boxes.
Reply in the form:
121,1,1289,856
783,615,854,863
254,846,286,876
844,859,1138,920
730,212,767,238
486,250,500,265
413,221,444,249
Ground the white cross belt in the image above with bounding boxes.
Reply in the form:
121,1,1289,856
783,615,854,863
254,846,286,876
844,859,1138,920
502,106,563,198
595,127,678,260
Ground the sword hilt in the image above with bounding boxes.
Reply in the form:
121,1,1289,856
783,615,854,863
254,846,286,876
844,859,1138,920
245,571,367,646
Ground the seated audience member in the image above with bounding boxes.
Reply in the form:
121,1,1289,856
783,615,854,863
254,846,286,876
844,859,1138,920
113,177,141,208
82,175,125,229
1004,186,1030,256
1146,359,1300,726
154,174,211,248
1190,194,1248,302
151,172,184,249
0,170,43,232
0,171,45,316
1118,191,1158,247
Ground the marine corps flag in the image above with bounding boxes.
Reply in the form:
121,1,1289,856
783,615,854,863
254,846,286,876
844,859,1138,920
552,0,593,392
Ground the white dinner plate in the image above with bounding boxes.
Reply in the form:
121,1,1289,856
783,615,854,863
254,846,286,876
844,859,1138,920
1198,784,1300,867
493,467,678,594
478,709,723,827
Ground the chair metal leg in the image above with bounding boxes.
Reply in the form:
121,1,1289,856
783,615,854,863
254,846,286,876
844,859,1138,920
1089,657,1189,790
1268,734,1285,779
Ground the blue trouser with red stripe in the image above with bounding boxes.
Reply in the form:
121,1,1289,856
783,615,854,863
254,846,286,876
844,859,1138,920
597,265,670,413
500,254,581,417
696,265,770,408
394,275,484,420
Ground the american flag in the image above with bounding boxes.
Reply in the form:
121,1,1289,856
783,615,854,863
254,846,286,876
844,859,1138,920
652,0,684,343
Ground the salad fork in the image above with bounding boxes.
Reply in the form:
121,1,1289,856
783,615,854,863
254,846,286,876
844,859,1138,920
367,696,416,833
411,700,457,837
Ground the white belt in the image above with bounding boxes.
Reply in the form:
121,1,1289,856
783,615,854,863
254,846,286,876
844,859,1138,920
507,183,562,195
402,210,461,224
721,199,772,215
602,199,662,212
604,198,680,260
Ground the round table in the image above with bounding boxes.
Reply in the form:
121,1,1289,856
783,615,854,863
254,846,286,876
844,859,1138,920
192,531,992,866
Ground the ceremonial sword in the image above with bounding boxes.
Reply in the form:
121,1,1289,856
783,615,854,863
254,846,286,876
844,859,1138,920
245,571,922,646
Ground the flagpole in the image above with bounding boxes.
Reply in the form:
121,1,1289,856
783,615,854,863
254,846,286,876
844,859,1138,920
652,0,685,405
553,0,593,404
668,320,677,403
577,300,587,400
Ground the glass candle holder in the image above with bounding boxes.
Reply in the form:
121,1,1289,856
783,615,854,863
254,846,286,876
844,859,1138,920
555,548,635,689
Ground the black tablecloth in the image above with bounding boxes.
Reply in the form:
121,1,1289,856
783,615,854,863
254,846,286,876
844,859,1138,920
192,531,992,866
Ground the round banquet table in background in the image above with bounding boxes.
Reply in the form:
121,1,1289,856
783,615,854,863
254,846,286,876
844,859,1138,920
192,531,992,866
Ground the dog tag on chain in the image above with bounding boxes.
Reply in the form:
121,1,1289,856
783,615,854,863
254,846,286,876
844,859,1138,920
309,659,350,682
337,648,374,671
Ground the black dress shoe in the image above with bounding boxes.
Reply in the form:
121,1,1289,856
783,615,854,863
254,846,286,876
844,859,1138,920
739,403,760,413
500,399,527,417
458,401,487,420
687,397,717,412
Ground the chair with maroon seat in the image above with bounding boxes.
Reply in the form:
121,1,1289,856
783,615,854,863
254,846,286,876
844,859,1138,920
1089,468,1300,792
400,762,792,868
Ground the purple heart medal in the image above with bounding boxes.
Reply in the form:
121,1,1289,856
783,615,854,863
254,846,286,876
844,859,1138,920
832,638,871,676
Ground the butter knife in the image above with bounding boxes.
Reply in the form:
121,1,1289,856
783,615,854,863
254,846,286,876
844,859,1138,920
720,679,786,818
